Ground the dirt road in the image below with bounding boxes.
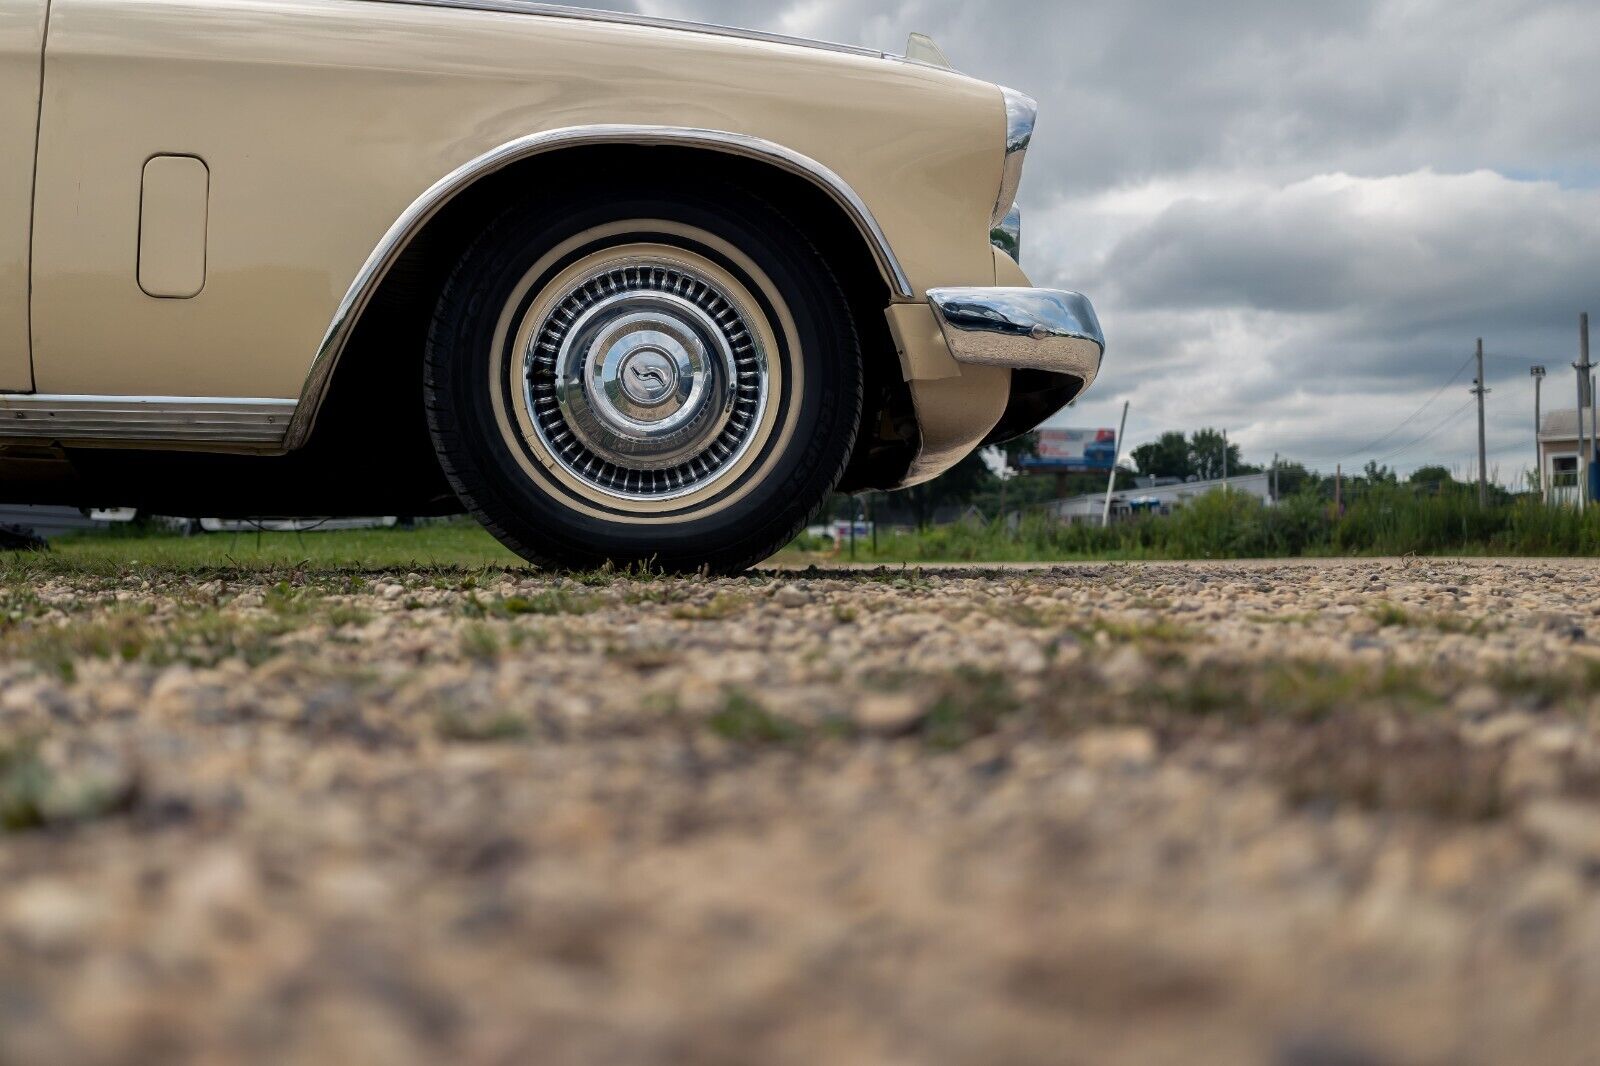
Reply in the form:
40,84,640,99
3,558,1600,1065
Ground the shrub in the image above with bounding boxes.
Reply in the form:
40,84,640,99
819,487,1600,562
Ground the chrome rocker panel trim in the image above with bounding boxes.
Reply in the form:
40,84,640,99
925,288,1105,386
0,396,296,446
286,124,915,452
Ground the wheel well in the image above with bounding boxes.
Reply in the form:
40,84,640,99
307,144,918,493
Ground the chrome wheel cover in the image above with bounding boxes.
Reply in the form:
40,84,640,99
524,261,770,501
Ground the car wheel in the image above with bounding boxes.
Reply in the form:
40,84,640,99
423,181,863,573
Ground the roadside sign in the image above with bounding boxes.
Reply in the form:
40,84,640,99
1022,428,1119,472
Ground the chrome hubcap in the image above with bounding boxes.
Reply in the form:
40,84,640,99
618,347,678,407
525,262,769,500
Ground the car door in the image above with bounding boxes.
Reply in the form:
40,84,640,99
29,0,367,402
29,0,477,404
0,1,48,393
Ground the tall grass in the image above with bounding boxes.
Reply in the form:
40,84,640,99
851,487,1600,562
32,490,1600,570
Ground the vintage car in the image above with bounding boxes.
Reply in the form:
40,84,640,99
0,0,1105,571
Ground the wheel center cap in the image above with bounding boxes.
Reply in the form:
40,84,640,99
620,348,678,406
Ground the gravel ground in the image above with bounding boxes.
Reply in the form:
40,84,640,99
4,558,1600,1065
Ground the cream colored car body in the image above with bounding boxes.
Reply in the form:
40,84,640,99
0,0,1100,499
0,2,48,391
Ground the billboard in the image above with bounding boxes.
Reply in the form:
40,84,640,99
1022,428,1119,472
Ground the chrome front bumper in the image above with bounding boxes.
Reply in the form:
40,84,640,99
925,288,1105,387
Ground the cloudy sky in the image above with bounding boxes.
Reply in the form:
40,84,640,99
585,0,1600,483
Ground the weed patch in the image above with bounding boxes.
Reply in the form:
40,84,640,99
708,693,805,745
0,739,135,833
670,594,750,621
435,710,531,743
922,669,1021,751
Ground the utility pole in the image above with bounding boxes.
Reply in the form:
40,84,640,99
1222,430,1230,493
1577,314,1593,508
1531,365,1546,500
1335,464,1343,516
1102,401,1131,529
1473,339,1490,507
1272,452,1280,503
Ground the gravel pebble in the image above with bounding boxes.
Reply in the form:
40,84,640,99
0,557,1599,1064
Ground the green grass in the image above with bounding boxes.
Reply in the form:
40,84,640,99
18,485,1600,576
708,693,807,745
922,669,1021,751
0,740,51,832
0,737,136,833
670,593,751,621
36,520,522,574
1368,601,1487,635
467,589,600,618
5,607,308,679
435,708,532,743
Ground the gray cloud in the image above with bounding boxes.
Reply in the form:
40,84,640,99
1097,172,1600,348
585,0,1600,482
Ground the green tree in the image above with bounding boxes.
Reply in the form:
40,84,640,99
1131,432,1191,480
1362,461,1398,486
1189,429,1254,481
1272,461,1316,498
1408,465,1453,487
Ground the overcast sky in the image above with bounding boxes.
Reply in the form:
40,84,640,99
590,0,1599,483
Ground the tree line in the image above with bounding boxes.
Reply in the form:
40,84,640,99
821,429,1499,531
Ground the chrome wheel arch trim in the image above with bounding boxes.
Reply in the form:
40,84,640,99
286,125,914,452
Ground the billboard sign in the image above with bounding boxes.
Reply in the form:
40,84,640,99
1022,428,1118,472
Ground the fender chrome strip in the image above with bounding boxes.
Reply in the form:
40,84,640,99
0,396,296,446
287,124,915,451
364,0,886,60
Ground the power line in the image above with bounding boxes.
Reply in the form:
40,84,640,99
1295,351,1475,466
1367,396,1479,467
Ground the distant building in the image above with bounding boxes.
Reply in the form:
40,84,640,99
1047,472,1274,525
1538,408,1600,505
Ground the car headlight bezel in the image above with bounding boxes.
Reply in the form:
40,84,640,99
993,87,1037,228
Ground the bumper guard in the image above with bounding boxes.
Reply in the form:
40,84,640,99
926,288,1105,387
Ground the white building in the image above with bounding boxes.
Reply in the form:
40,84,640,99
1538,408,1598,506
1048,472,1275,525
